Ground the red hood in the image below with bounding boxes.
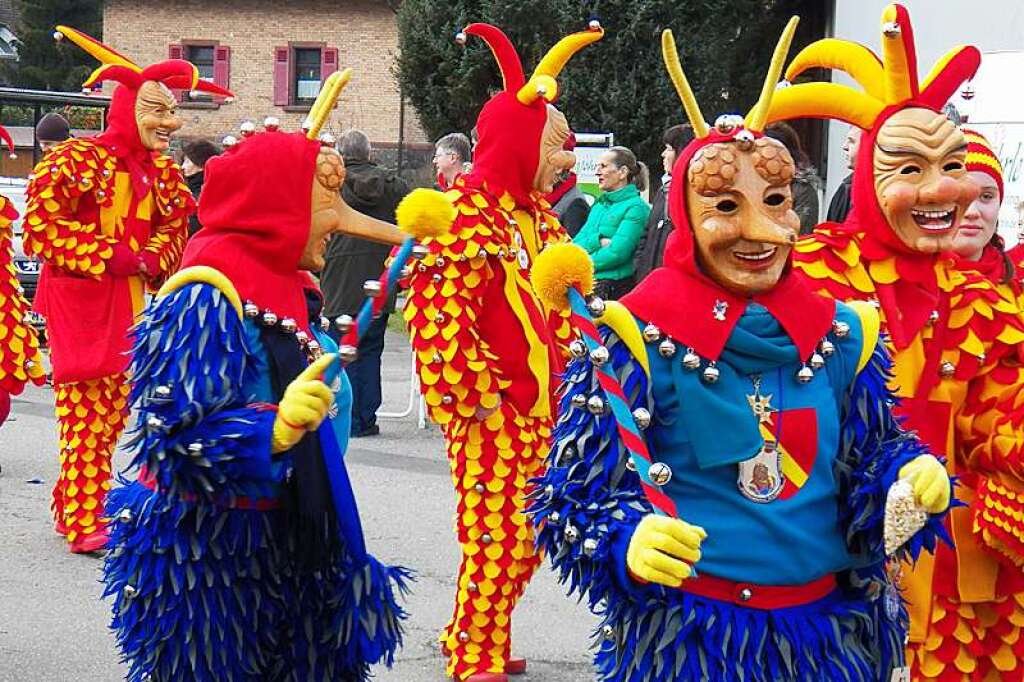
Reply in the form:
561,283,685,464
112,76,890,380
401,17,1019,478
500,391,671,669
182,131,321,331
622,128,833,361
462,91,547,203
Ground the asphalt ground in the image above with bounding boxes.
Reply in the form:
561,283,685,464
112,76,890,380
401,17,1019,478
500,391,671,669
0,330,597,681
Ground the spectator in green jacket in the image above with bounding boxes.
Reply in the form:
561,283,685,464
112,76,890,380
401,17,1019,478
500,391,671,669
573,145,650,300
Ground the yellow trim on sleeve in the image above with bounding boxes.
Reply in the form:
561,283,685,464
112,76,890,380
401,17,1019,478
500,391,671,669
847,300,881,374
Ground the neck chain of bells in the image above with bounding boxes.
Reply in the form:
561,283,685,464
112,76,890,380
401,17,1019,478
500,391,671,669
241,300,331,365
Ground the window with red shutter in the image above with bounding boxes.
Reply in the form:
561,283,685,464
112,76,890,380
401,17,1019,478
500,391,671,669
273,47,290,106
321,48,338,79
168,44,185,100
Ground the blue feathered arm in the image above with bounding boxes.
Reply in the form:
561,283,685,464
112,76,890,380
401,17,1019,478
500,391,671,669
836,337,955,565
529,328,656,610
126,282,277,499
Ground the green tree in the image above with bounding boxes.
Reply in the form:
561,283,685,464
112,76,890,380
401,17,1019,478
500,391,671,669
396,0,824,171
3,0,102,91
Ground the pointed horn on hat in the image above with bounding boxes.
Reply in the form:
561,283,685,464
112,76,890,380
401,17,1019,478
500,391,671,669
304,69,353,141
517,24,604,105
746,16,800,133
463,23,526,93
55,25,140,72
880,3,919,104
660,30,709,139
784,39,885,101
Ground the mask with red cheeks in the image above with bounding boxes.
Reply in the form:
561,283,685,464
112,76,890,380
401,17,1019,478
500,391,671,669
873,107,979,253
686,137,800,296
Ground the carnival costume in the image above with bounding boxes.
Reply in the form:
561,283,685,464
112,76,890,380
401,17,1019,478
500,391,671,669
0,123,45,426
766,5,1024,679
22,27,231,553
99,73,447,681
402,22,601,682
528,21,952,682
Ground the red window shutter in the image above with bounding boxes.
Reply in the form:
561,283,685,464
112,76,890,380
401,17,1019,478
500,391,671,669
213,45,231,90
321,47,338,78
273,46,290,106
168,43,184,60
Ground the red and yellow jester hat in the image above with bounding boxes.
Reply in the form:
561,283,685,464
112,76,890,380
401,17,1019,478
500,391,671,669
458,22,603,202
54,26,234,194
623,17,836,362
963,128,1004,200
764,4,981,246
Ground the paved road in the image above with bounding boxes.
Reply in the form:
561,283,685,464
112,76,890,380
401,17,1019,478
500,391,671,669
0,331,597,681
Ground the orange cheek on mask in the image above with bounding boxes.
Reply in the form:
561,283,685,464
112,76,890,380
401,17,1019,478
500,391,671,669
879,181,918,215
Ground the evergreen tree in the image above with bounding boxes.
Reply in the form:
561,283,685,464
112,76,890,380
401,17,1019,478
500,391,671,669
396,0,823,170
3,0,102,91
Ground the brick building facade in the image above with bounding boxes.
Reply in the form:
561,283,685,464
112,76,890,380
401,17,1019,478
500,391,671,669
103,0,429,153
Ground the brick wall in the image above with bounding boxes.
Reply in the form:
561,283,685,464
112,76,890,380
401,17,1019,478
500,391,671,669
103,0,428,149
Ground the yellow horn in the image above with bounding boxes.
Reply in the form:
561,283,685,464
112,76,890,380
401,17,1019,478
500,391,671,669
880,4,914,104
305,69,353,140
746,16,800,133
784,39,885,101
763,82,883,131
516,26,603,104
55,25,140,72
660,30,709,139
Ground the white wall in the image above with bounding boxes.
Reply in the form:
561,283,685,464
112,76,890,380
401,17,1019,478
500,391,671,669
824,0,1024,211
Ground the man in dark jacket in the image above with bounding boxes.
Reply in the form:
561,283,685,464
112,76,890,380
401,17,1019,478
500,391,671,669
181,139,221,236
825,126,860,223
321,129,410,437
633,124,693,281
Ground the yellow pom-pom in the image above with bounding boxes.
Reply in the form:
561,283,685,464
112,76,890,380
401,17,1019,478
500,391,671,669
395,188,456,240
531,242,594,311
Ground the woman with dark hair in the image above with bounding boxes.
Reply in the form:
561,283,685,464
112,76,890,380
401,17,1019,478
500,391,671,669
573,145,650,300
634,123,694,280
765,121,823,234
951,130,1020,302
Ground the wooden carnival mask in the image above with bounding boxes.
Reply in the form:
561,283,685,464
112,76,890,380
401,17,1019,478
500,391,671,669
134,81,182,153
533,106,576,194
872,107,977,253
686,138,800,296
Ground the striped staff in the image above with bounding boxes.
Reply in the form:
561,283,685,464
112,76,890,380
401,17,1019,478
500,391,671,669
533,243,678,519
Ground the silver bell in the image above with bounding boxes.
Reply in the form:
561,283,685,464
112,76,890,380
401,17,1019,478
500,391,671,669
735,129,755,150
243,302,260,318
411,243,430,260
239,120,256,136
263,115,280,131
280,318,298,334
648,462,673,486
929,310,940,324
833,320,850,338
658,338,677,358
261,311,278,327
467,581,479,593
187,442,203,455
590,345,610,366
146,414,165,430
625,458,637,472
123,584,138,599
564,525,580,543
363,280,383,297
586,296,606,317
682,349,701,370
796,365,815,384
441,395,454,405
474,483,485,494
702,363,720,384
549,511,561,524
154,385,172,399
339,344,358,363
586,395,606,415
295,331,309,344
588,18,602,30
601,624,616,641
481,533,493,544
221,135,238,148
570,393,588,409
334,314,354,334
582,538,599,557
810,353,825,370
642,323,662,342
820,339,835,357
457,630,470,643
939,361,956,378
632,408,651,430
882,21,901,37
569,339,587,358
118,508,133,524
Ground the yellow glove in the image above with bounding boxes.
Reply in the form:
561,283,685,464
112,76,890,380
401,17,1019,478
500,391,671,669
898,454,951,514
625,514,706,588
271,353,337,454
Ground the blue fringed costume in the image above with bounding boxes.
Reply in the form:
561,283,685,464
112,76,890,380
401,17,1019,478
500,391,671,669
528,68,954,679
101,130,410,682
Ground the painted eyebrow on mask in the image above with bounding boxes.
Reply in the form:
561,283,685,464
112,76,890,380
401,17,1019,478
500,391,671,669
875,142,967,157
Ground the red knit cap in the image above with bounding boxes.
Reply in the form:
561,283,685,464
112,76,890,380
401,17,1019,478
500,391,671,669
963,128,1003,199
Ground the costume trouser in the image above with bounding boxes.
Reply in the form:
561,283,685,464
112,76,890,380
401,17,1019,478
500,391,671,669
335,313,388,434
51,373,130,544
908,592,1024,681
439,404,550,679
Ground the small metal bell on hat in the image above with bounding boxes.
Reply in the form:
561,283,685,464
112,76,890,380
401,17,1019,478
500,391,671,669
586,295,606,317
587,395,606,415
263,116,280,131
570,393,587,409
339,344,358,363
820,339,835,357
590,345,610,366
682,348,701,370
239,120,256,137
334,315,354,334
810,353,825,370
363,279,383,297
702,362,721,384
658,338,677,358
280,318,298,334
833,320,850,338
261,311,278,327
569,339,587,358
243,301,259,318
564,525,580,543
797,364,815,384
582,538,599,556
648,462,673,486
642,323,661,342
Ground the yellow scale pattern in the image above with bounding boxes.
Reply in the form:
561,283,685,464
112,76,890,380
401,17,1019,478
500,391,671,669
0,194,44,394
52,374,130,544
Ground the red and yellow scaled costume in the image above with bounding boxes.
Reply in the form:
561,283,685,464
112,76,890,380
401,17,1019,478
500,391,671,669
23,27,230,553
767,5,1024,680
0,124,45,425
403,23,600,682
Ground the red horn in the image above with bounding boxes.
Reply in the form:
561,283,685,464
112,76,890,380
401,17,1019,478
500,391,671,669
464,23,526,92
